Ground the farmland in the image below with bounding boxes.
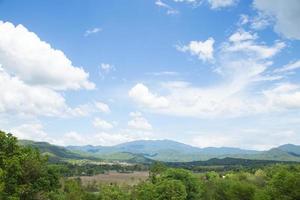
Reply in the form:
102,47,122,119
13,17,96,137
76,171,149,186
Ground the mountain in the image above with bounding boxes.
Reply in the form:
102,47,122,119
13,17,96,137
19,140,95,162
68,139,256,155
21,139,300,163
67,139,300,162
67,140,261,162
68,140,201,155
277,144,300,156
200,147,258,155
115,140,202,154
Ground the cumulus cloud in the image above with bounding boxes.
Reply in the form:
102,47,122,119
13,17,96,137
0,21,94,90
189,127,299,150
253,0,300,40
95,101,111,113
0,21,94,117
228,29,257,42
10,123,48,141
224,30,285,59
93,118,114,130
129,83,169,109
263,83,300,110
57,130,152,146
176,38,215,61
0,68,70,116
128,112,152,131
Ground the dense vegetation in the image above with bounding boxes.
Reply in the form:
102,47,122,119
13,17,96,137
1,131,300,199
0,131,60,199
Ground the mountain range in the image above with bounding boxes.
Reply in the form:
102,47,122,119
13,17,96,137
20,139,300,163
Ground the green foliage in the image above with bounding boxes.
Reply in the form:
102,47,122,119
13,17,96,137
266,165,300,200
155,179,187,200
149,161,167,183
0,131,60,199
160,168,202,200
98,184,130,200
133,182,156,200
2,130,300,200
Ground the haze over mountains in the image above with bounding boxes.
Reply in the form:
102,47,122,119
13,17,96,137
20,139,300,163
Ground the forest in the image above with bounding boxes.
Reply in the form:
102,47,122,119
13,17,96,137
1,130,300,200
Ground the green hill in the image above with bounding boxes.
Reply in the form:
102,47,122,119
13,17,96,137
67,140,300,162
18,140,93,162
20,139,300,163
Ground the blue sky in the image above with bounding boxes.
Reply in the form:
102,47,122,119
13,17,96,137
0,0,300,149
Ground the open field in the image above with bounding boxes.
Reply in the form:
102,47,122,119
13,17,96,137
77,171,149,186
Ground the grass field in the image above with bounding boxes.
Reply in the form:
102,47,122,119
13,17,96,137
77,171,149,186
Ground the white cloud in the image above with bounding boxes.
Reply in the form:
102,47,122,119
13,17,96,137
176,38,215,61
95,101,111,113
99,63,115,79
10,123,48,141
129,83,169,109
274,60,300,73
229,29,257,42
170,0,237,10
0,21,95,90
190,133,238,148
207,0,238,9
128,30,294,118
0,68,69,117
92,132,138,146
128,113,152,130
253,0,300,40
238,14,249,26
58,130,152,146
147,71,179,76
224,30,285,59
189,127,299,150
250,12,271,30
61,131,86,146
100,63,114,74
93,118,114,130
155,0,179,15
84,27,102,37
263,83,300,110
0,21,95,117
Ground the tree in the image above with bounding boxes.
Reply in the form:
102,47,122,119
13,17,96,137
98,184,130,200
160,168,202,200
266,166,300,200
155,179,187,200
64,178,85,200
0,131,60,199
149,161,167,183
133,182,156,200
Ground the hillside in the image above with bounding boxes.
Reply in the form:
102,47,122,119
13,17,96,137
67,140,300,162
277,144,300,156
18,140,94,162
20,139,300,163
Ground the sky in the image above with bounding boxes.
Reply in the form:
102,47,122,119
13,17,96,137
0,0,300,150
